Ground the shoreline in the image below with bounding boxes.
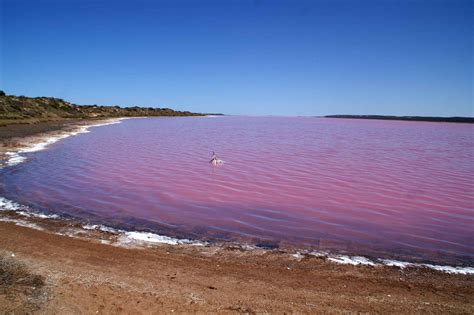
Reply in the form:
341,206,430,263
1,195,473,275
0,117,127,167
324,115,474,124
0,118,473,312
1,217,473,313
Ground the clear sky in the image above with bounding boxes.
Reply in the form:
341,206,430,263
1,0,472,116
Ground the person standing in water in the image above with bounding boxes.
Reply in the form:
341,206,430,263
209,152,223,166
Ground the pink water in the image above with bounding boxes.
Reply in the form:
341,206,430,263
1,117,473,264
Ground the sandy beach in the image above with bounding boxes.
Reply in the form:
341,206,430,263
0,121,472,314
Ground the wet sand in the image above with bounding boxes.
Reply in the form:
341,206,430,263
0,120,82,141
0,120,473,313
0,120,97,162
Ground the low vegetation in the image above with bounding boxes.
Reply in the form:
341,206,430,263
0,253,46,312
0,255,44,289
0,91,206,126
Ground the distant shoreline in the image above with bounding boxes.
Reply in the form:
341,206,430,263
325,115,474,123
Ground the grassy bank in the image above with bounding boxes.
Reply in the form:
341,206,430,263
0,91,205,126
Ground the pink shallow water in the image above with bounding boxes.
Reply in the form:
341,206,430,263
1,117,473,263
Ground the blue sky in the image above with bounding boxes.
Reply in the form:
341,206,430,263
1,0,472,116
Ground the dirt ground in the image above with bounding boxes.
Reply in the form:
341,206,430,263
0,221,472,314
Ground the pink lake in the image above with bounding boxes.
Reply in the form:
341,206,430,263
1,117,473,264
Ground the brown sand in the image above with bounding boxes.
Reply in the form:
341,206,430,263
0,222,473,314
0,120,95,161
0,120,81,141
0,120,473,314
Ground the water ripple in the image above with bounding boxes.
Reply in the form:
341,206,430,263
1,116,473,264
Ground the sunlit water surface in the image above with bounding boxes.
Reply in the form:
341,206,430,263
1,117,473,264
